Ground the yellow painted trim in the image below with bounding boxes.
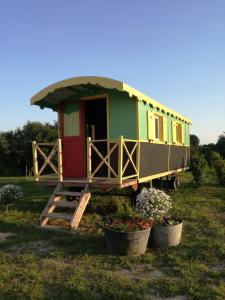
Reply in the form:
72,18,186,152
138,167,189,183
118,136,123,184
31,76,192,124
57,107,60,138
136,100,140,140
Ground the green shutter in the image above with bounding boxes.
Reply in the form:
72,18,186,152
163,116,167,143
64,103,80,136
147,111,154,140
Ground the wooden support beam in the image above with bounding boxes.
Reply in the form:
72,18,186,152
87,137,92,182
57,139,63,182
118,136,123,184
32,141,39,181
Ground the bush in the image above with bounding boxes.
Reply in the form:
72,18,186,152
204,150,222,168
214,159,225,186
87,195,133,216
190,153,208,186
0,184,23,211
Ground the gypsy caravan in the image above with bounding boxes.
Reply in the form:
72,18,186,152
31,76,191,230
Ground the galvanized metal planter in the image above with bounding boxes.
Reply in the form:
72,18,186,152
152,221,183,248
105,227,151,256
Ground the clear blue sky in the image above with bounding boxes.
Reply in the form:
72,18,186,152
1,0,225,144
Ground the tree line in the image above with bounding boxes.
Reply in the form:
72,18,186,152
0,121,58,176
190,132,225,186
0,120,224,183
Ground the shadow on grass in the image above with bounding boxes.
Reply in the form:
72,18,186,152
0,219,107,256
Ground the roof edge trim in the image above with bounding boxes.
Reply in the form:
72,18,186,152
31,76,192,124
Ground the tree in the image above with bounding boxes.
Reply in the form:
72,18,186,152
214,158,225,186
0,121,58,176
190,153,208,186
215,132,225,159
190,134,200,149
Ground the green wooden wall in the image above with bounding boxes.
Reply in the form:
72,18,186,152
57,88,190,145
138,101,190,145
108,92,137,139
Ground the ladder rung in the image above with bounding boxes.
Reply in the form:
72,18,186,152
55,191,81,197
51,201,78,208
44,213,73,221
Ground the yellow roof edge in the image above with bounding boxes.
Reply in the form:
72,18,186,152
30,76,192,124
30,76,123,105
123,83,192,124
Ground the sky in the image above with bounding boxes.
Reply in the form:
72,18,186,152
0,0,225,144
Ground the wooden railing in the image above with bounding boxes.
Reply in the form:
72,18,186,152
32,139,63,182
87,136,140,184
32,137,140,184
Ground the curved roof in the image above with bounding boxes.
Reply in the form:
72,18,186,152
31,76,192,124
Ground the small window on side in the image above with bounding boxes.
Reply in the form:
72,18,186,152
154,114,164,141
148,111,167,143
154,116,159,140
176,123,182,143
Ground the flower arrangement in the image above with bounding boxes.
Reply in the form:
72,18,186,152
0,184,23,211
104,215,154,232
135,188,172,222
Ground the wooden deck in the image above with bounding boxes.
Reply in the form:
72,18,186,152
36,176,138,189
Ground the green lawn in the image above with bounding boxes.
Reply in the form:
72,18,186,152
0,173,224,300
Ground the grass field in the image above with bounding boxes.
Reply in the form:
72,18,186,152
0,173,224,300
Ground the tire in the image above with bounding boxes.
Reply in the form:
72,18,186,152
170,176,180,190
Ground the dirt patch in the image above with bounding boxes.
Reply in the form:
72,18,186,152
9,240,56,256
115,264,166,281
147,296,188,300
211,261,225,271
0,232,14,242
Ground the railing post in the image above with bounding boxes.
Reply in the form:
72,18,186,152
87,137,92,182
118,136,123,184
57,139,63,182
32,141,39,181
136,141,140,179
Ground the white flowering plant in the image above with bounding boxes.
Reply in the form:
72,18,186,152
0,184,23,211
135,188,172,222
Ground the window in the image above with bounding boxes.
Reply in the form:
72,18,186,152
64,103,80,137
172,121,183,144
154,115,159,140
148,111,167,142
176,123,182,143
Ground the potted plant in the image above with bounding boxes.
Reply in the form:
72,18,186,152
152,215,183,248
135,188,183,248
104,215,154,255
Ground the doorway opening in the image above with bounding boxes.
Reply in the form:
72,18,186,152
84,98,107,140
83,98,108,177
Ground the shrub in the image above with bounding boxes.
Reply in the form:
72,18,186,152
87,195,132,216
0,184,23,211
135,188,172,221
214,159,225,186
205,151,222,168
190,153,208,186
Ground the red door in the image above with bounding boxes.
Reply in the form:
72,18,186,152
60,102,84,178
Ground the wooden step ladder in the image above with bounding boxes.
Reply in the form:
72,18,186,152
40,183,91,230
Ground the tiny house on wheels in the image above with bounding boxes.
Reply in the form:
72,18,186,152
31,76,192,230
